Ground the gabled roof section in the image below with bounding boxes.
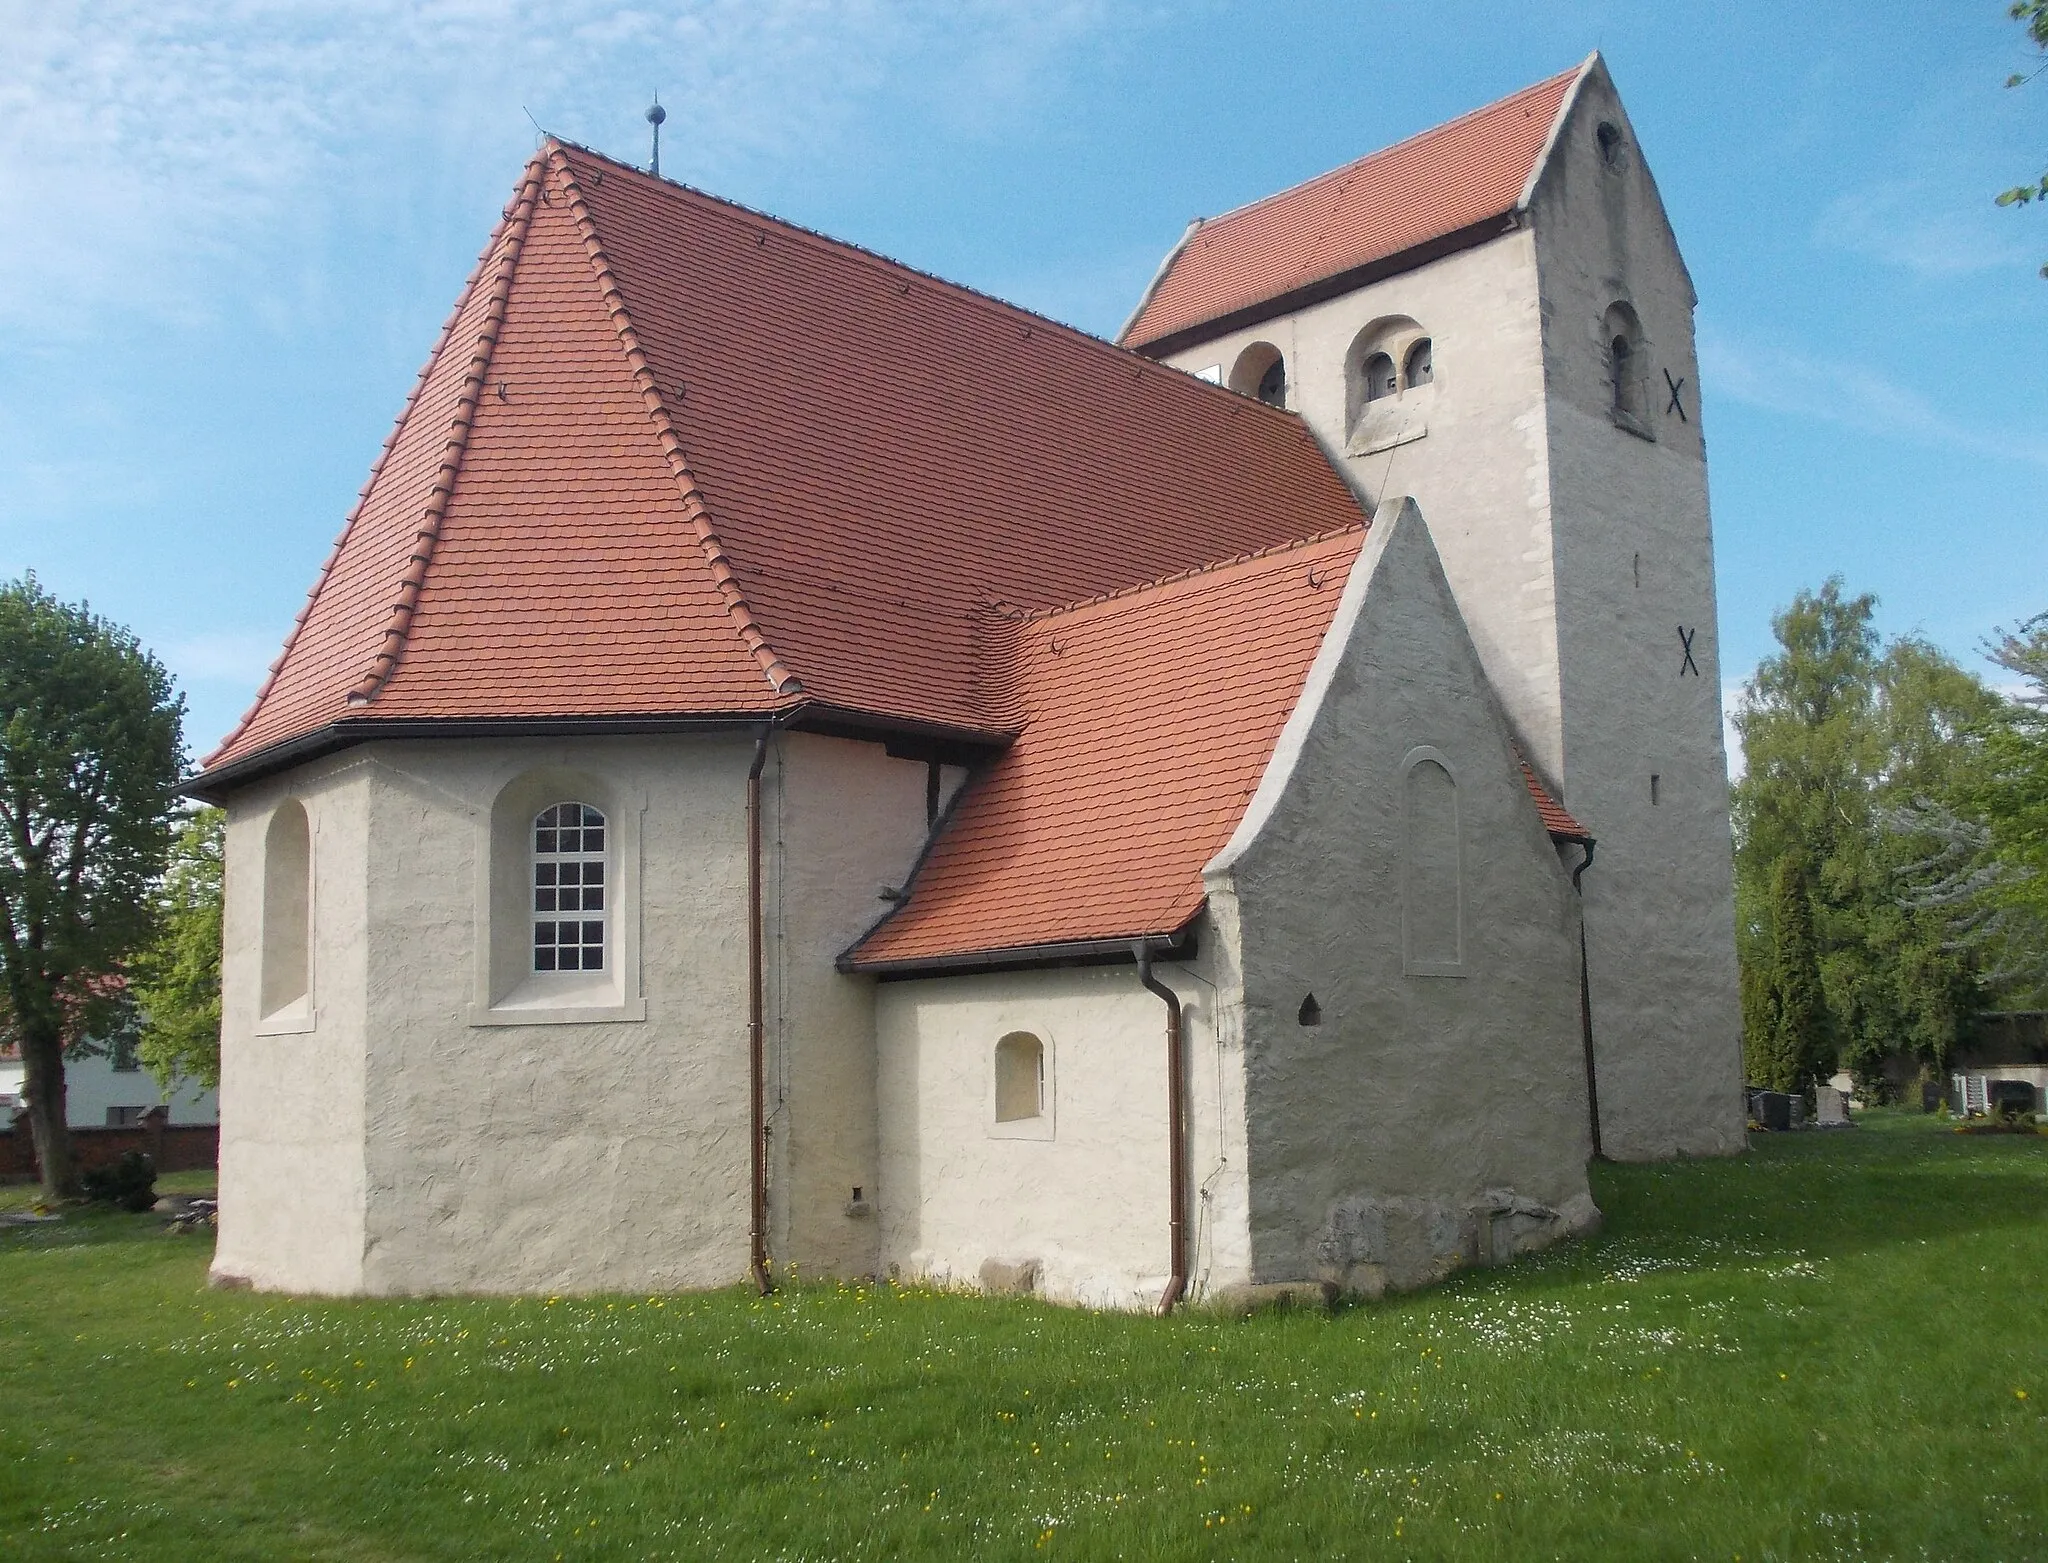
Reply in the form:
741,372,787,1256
1120,60,1590,354
1520,757,1592,844
844,529,1368,970
204,140,1367,781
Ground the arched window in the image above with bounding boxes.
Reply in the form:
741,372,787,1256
994,1032,1045,1122
1604,302,1648,430
1228,342,1286,407
1403,338,1433,388
1362,352,1397,402
1596,121,1625,169
1402,751,1463,976
532,802,606,972
260,799,311,1022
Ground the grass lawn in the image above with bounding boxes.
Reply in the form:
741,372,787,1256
2,1114,2044,1561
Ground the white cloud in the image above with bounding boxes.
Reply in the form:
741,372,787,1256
1699,326,2048,470
0,1,1125,337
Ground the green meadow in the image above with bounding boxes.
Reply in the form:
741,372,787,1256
3,1112,2044,1561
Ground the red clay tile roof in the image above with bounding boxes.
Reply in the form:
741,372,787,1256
1120,62,1586,352
205,143,1367,772
1521,758,1591,843
845,530,1368,967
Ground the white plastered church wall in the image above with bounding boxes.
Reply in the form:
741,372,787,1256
1206,500,1596,1296
216,730,939,1297
213,762,372,1294
872,947,1245,1310
1525,64,1745,1159
766,732,936,1278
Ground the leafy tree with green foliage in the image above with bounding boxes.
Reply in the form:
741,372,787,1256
1999,0,2048,276
130,807,224,1091
1733,581,2007,1096
0,576,183,1200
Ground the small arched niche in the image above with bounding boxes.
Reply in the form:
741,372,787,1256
1228,342,1287,408
1604,301,1651,436
259,799,312,1025
1596,120,1627,170
994,1031,1046,1123
1297,993,1322,1027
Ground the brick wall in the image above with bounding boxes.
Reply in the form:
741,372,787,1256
1,1107,217,1182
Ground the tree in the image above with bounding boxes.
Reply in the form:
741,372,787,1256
0,576,183,1199
130,808,224,1091
1749,853,1829,1092
1733,581,2011,1095
1998,0,2048,277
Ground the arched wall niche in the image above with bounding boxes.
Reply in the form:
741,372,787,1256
258,798,313,1026
1603,300,1652,436
1400,746,1464,978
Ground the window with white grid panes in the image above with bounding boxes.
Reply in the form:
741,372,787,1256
532,803,606,972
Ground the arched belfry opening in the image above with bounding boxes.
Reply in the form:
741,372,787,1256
1228,342,1287,408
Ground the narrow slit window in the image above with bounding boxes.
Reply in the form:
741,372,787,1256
533,802,607,972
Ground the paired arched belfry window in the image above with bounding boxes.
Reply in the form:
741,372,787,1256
533,802,606,972
1345,318,1434,437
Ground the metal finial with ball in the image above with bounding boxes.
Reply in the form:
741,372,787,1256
646,98,667,177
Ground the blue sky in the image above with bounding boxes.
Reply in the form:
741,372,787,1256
3,1,2043,764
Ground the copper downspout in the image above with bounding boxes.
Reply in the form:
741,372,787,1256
1134,941,1188,1315
1570,841,1603,1160
748,726,773,1294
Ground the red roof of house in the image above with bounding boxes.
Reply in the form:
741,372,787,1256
205,143,1365,772
847,530,1368,967
1120,62,1586,351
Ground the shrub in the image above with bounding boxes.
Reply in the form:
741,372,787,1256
80,1151,157,1212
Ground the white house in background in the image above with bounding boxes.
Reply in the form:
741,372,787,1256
187,56,1743,1306
0,1038,217,1127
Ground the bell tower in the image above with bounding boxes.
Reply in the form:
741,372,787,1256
1131,56,1745,1158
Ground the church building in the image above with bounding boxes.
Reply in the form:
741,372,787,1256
190,55,1744,1306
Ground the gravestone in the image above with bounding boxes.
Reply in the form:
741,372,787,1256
1755,1092,1793,1132
1989,1080,2039,1119
1815,1086,1850,1127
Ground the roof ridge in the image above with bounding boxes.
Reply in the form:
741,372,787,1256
1188,63,1583,235
1025,523,1367,621
201,183,530,764
346,155,545,706
546,144,803,697
547,140,1304,430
